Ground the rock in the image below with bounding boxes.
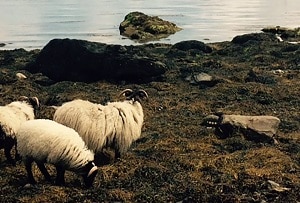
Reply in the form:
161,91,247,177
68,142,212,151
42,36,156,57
267,180,291,192
16,72,27,79
202,114,280,142
119,11,182,42
171,40,213,53
185,72,218,87
25,38,167,83
262,26,300,38
231,33,275,44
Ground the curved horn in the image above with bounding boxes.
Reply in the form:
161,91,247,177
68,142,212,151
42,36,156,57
87,165,98,177
137,89,148,99
119,89,133,98
30,97,40,108
18,96,29,102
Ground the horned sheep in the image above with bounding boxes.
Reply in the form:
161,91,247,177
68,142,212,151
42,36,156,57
16,119,98,187
53,88,148,165
0,96,39,165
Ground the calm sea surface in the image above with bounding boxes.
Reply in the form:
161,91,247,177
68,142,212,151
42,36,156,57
0,0,299,50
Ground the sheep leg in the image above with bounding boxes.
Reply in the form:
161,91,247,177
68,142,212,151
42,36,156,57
115,149,121,160
36,161,51,182
4,137,15,165
24,159,36,184
55,165,66,186
14,142,21,161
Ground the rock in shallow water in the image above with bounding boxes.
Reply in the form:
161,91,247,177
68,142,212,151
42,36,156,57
119,11,182,43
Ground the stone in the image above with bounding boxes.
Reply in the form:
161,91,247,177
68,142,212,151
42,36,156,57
25,38,167,83
171,40,213,53
185,72,218,87
231,33,274,44
119,11,182,42
202,114,280,142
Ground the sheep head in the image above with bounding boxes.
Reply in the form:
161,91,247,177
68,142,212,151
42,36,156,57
119,89,148,103
18,96,40,109
82,161,98,188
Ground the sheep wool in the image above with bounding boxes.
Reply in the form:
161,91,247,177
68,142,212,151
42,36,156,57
0,96,39,164
53,89,148,161
17,119,97,187
0,101,36,139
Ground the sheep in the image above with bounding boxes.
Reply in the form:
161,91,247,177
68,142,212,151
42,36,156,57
16,119,98,187
0,96,39,165
53,88,148,165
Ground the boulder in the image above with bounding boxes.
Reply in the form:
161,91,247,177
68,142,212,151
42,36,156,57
171,40,213,53
119,11,182,42
26,38,167,83
231,33,275,44
201,114,280,142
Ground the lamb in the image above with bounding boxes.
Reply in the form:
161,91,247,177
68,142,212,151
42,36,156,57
53,88,148,165
0,96,39,165
16,119,98,187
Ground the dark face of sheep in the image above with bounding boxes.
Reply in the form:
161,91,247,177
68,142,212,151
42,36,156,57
81,161,98,188
120,89,148,103
18,96,40,110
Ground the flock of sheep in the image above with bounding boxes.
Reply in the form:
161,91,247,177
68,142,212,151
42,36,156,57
0,88,148,188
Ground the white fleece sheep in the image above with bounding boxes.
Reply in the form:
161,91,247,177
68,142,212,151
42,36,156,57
0,96,39,165
53,89,148,164
16,119,98,187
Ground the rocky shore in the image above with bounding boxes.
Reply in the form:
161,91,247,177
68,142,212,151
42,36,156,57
0,30,299,202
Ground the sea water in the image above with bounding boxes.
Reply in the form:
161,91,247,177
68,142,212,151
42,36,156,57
0,0,299,50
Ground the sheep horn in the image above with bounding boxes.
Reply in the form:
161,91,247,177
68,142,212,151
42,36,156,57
87,164,98,177
18,96,40,108
30,97,40,108
119,89,133,99
137,89,148,99
18,96,29,101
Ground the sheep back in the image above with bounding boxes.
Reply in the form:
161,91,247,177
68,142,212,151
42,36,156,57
0,101,35,139
53,99,144,156
17,119,94,171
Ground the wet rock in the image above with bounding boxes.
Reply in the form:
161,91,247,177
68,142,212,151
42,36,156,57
202,114,280,142
25,38,167,83
262,26,300,38
119,11,182,42
171,40,213,53
231,33,275,44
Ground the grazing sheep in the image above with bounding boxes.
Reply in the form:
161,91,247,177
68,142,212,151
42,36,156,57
0,96,39,165
16,119,98,187
53,89,148,164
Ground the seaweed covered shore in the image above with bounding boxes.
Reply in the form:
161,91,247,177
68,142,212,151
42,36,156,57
0,31,299,202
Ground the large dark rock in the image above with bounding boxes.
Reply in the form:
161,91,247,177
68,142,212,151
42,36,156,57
26,39,167,83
